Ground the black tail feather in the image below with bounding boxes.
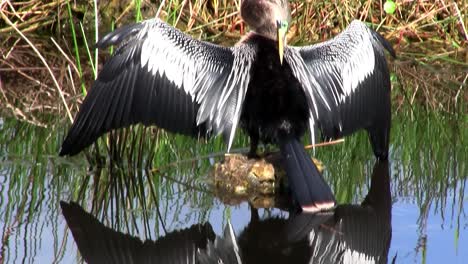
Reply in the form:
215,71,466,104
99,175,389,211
279,137,335,208
370,29,396,58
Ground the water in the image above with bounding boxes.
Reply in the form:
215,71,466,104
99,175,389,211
0,111,466,263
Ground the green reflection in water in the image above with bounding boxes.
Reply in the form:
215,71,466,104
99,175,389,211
0,109,466,263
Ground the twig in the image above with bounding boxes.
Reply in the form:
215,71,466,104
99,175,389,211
304,138,345,150
387,4,452,39
454,73,467,106
1,10,73,123
67,65,77,96
50,37,79,75
156,0,166,18
0,77,47,127
453,2,468,41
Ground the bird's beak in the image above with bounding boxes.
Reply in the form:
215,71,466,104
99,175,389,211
277,21,287,65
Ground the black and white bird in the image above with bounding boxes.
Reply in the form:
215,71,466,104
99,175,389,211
286,161,392,264
60,0,395,213
60,201,238,264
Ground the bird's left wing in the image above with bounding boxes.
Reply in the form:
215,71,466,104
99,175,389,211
60,18,255,155
284,20,395,145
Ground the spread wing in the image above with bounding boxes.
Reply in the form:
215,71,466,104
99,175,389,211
60,18,255,156
60,201,216,263
285,20,395,144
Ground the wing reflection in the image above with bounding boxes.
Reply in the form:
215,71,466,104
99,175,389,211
62,161,391,264
61,201,217,264
286,160,392,264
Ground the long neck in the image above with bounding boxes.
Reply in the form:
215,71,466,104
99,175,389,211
254,24,277,41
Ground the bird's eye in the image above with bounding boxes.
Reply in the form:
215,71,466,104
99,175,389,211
277,20,288,29
281,21,288,28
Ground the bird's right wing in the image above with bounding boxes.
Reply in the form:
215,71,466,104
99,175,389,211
285,20,395,145
60,18,255,156
60,201,217,263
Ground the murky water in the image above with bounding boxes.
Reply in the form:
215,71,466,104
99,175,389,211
0,111,466,263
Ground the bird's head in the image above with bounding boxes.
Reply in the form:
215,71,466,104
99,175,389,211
241,0,291,64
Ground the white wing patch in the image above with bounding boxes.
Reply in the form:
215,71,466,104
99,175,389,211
212,47,255,151
140,20,226,99
285,20,383,144
138,19,254,151
340,24,376,101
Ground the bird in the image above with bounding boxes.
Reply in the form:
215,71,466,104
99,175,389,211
60,160,391,264
59,0,395,213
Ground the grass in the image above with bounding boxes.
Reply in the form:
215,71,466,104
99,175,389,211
0,0,466,124
0,0,466,194
0,3,466,260
0,110,465,262
0,0,465,172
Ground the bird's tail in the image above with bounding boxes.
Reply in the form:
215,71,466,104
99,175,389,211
279,136,336,212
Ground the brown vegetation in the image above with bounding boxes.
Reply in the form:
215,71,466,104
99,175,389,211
0,0,466,126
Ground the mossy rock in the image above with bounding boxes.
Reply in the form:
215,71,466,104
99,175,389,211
208,153,325,208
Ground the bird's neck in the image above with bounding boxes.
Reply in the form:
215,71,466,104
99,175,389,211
252,26,277,41
239,32,277,45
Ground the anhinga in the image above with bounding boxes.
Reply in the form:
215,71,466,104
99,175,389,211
60,0,395,213
60,161,392,263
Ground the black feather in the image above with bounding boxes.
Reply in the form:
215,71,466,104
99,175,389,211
60,14,394,214
370,29,396,58
60,201,216,264
60,19,241,156
239,34,336,209
279,136,335,207
287,20,393,160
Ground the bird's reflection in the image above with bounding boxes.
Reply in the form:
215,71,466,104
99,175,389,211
286,160,392,264
61,161,391,264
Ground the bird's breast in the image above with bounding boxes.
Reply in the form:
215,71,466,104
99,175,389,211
240,42,310,143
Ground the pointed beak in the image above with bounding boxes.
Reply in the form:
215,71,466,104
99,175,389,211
277,21,287,65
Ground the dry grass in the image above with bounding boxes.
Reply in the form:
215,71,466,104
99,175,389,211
0,0,466,126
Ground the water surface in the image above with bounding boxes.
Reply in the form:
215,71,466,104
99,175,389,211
0,111,466,263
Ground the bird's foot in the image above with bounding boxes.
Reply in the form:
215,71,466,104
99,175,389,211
247,151,260,160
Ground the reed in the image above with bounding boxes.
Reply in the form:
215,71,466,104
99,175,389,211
0,0,466,163
1,1,466,120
